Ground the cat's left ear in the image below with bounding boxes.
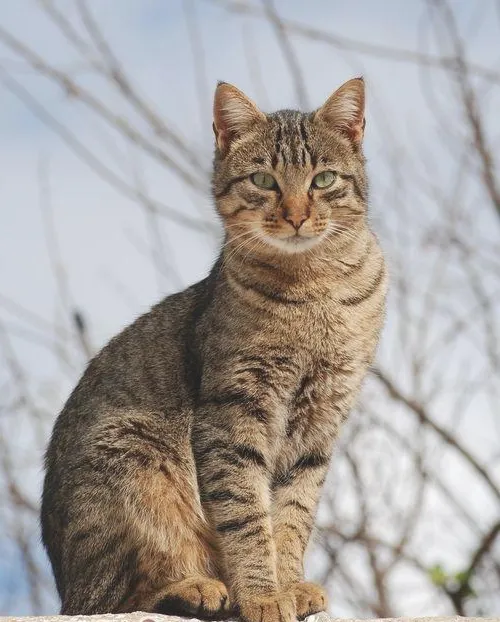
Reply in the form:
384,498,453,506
314,77,365,145
213,82,266,154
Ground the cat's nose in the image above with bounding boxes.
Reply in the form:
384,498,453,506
282,197,310,231
284,213,308,231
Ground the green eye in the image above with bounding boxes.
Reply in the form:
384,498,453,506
251,172,278,190
311,170,336,189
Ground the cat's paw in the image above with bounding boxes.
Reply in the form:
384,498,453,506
157,577,231,619
238,592,296,622
289,582,327,619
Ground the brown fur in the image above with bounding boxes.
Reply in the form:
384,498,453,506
41,78,387,622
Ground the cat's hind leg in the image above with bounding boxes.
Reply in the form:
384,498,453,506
120,460,231,617
102,431,231,618
47,411,229,617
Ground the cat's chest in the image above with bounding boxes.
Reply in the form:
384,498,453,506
265,352,351,474
268,303,383,466
278,296,380,359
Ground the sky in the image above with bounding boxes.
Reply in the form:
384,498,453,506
0,0,499,616
2,0,489,377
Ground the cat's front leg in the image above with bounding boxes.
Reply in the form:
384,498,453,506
193,404,296,622
272,448,331,619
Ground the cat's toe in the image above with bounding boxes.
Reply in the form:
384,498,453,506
157,577,231,619
238,592,296,622
289,582,327,619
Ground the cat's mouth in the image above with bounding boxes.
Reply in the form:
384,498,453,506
262,233,322,253
286,234,314,244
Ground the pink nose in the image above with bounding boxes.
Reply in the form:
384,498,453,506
282,197,310,231
284,213,308,230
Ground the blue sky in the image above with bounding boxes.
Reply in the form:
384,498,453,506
1,0,499,616
1,0,460,348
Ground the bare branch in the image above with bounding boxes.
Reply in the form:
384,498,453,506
261,0,308,109
213,0,500,83
373,367,500,504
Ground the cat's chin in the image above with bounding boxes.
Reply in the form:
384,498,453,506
262,234,322,254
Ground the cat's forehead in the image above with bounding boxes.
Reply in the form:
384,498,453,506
264,109,316,168
267,109,310,127
224,107,357,174
260,108,354,170
266,109,312,141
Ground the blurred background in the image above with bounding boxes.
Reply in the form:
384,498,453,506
1,0,499,617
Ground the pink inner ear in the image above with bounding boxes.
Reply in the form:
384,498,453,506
213,89,230,134
213,84,265,152
316,78,365,143
213,91,233,151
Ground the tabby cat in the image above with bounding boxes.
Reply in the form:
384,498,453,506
42,77,387,622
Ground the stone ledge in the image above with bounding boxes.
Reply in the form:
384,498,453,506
1,614,499,622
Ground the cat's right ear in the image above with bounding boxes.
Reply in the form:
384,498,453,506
213,82,266,155
314,77,365,145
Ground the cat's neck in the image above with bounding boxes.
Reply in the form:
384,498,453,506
220,225,373,303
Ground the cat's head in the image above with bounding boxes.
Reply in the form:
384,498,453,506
212,78,367,256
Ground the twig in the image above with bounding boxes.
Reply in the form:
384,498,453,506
373,367,500,504
262,0,308,109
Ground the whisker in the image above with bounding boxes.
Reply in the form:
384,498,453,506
226,232,261,257
223,238,260,272
224,222,252,229
327,222,360,244
221,231,263,271
241,235,264,264
221,228,258,249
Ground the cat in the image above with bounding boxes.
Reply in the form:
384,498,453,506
41,77,387,622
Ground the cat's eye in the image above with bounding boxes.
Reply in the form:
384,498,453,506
251,172,278,190
311,170,337,189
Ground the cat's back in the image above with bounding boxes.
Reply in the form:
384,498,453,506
72,287,194,410
44,277,211,474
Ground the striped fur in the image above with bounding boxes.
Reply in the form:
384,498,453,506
42,78,386,622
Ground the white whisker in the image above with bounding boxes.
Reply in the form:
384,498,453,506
222,228,258,249
221,231,263,271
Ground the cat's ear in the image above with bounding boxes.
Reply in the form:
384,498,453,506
213,82,266,153
314,77,365,145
